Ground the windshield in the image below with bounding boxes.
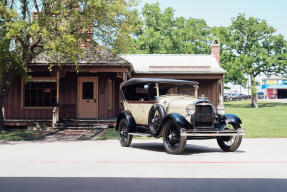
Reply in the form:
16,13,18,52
159,83,196,97
122,82,197,101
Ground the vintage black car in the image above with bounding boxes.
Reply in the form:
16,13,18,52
115,78,246,154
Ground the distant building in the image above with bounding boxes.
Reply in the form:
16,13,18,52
224,83,249,95
261,78,287,99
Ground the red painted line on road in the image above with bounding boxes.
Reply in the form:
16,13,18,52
1,160,287,165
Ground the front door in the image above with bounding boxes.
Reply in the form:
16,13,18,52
78,77,98,118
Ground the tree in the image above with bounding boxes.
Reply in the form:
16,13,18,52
115,4,287,108
0,0,135,131
215,14,287,108
113,2,212,54
213,26,247,87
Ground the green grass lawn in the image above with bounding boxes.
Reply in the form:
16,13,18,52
100,100,287,139
225,100,287,138
0,130,46,141
97,129,118,140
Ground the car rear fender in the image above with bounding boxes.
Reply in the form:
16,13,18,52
115,111,136,131
224,113,242,125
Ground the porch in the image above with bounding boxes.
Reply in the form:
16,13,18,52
3,70,126,128
4,118,116,129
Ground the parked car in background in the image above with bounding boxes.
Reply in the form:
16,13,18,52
239,93,248,100
224,93,232,101
116,78,246,154
231,93,241,100
257,92,264,99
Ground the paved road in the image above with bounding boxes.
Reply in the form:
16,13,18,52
0,139,287,191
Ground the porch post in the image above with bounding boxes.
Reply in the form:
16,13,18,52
123,72,127,82
56,71,60,122
56,71,60,104
52,71,60,128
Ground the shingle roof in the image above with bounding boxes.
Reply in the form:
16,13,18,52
30,47,130,67
120,54,226,74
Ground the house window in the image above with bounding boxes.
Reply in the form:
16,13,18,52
24,81,56,107
82,82,94,99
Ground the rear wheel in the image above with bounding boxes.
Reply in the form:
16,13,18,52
162,119,187,154
217,124,242,152
119,118,133,147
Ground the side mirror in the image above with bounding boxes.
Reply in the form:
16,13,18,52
144,85,149,89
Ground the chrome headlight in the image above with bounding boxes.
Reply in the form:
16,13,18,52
217,104,225,115
186,104,195,115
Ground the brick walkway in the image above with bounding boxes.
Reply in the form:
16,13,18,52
43,129,103,142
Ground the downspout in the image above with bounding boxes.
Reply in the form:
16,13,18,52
220,78,224,104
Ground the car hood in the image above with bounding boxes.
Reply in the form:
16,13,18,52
158,95,197,117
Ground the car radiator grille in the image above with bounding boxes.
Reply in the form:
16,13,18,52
194,104,214,128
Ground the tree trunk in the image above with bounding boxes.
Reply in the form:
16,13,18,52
250,74,258,108
0,72,16,132
0,96,4,132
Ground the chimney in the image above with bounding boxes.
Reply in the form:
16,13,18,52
211,38,220,64
79,26,94,49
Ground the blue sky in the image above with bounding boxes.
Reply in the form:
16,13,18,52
139,0,287,39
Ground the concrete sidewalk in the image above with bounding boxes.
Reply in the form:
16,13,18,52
0,138,287,192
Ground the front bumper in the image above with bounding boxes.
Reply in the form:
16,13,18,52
180,128,246,137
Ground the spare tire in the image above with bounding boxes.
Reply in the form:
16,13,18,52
148,104,166,137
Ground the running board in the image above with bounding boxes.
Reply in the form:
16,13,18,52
128,133,152,137
181,129,246,137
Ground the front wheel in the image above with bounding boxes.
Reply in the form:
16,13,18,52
119,118,133,147
162,119,187,154
148,104,166,137
217,124,242,152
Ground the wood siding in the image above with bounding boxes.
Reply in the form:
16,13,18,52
59,73,77,119
196,79,219,106
98,73,121,119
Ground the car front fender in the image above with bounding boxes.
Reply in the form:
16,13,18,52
224,113,242,125
161,113,191,130
115,111,136,131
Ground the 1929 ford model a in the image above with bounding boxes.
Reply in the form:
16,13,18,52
115,78,246,154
